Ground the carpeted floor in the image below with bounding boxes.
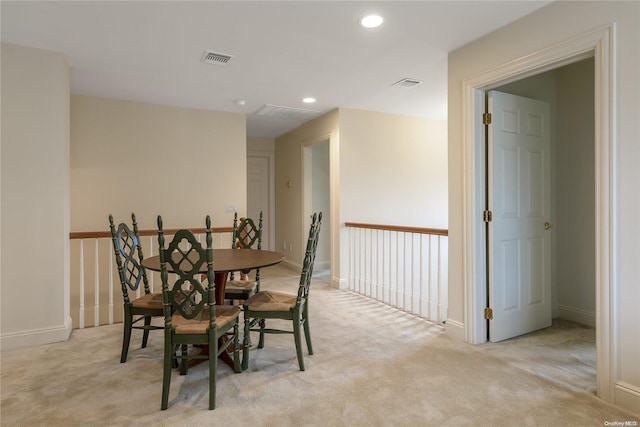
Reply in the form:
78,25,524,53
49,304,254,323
1,265,638,426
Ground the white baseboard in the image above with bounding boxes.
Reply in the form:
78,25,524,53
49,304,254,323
615,381,640,416
445,319,466,341
334,276,348,290
315,260,330,270
0,316,73,351
281,259,301,272
557,304,596,327
281,259,328,271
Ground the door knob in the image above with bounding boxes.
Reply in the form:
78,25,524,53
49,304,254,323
544,222,552,230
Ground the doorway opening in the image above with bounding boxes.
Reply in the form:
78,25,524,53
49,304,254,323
302,138,331,275
482,58,596,391
488,58,596,341
461,25,616,401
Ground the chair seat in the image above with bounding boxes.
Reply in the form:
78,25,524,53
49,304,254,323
172,305,241,335
226,280,258,291
131,292,163,310
225,279,258,298
244,290,301,312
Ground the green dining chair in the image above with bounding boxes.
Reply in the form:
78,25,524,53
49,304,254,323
242,212,322,371
157,215,241,410
224,211,263,303
109,213,163,363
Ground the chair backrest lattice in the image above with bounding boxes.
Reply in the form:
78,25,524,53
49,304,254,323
109,213,150,305
232,212,263,250
230,212,263,282
157,215,216,325
297,212,322,303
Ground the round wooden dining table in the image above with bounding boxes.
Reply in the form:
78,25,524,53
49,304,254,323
141,248,285,305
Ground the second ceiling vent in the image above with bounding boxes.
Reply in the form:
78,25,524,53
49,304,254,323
392,78,423,88
201,50,234,66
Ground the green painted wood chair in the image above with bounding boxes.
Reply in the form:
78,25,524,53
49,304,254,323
157,215,241,411
224,211,263,302
109,213,163,363
242,212,322,371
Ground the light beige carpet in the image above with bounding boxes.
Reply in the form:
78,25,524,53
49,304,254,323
2,265,638,426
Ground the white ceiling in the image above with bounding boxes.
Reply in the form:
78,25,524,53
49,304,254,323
1,1,551,138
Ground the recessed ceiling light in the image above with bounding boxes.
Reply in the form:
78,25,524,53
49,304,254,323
359,14,383,29
302,97,317,104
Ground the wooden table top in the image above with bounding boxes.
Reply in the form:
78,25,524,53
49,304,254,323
141,248,285,274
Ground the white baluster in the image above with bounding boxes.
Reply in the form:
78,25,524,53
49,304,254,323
388,231,396,307
109,247,113,325
382,230,388,301
419,233,428,319
365,228,372,297
371,229,378,300
438,236,449,323
357,228,363,294
410,232,420,315
79,239,85,329
94,239,100,327
429,234,439,322
404,232,412,312
148,236,154,293
351,228,356,291
350,228,357,292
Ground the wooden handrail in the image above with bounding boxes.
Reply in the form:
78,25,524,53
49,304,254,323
344,222,448,236
69,226,233,240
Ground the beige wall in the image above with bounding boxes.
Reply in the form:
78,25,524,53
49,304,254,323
1,44,72,349
338,109,448,287
247,136,275,153
448,0,639,413
71,96,247,232
339,109,448,228
68,96,248,328
275,108,448,287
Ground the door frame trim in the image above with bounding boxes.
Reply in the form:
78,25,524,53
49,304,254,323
460,25,616,402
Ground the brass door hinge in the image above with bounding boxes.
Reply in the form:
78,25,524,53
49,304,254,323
483,113,492,125
484,307,494,320
483,210,493,223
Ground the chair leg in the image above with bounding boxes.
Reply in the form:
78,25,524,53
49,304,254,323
161,335,173,410
303,307,313,355
142,316,152,348
179,344,188,375
258,319,266,349
209,335,218,410
292,313,305,371
242,315,251,371
120,306,132,363
233,322,241,373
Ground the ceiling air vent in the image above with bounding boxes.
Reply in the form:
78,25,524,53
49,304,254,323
201,50,233,66
254,104,322,121
392,78,423,88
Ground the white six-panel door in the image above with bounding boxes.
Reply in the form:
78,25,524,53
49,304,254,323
488,90,551,342
247,156,271,249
